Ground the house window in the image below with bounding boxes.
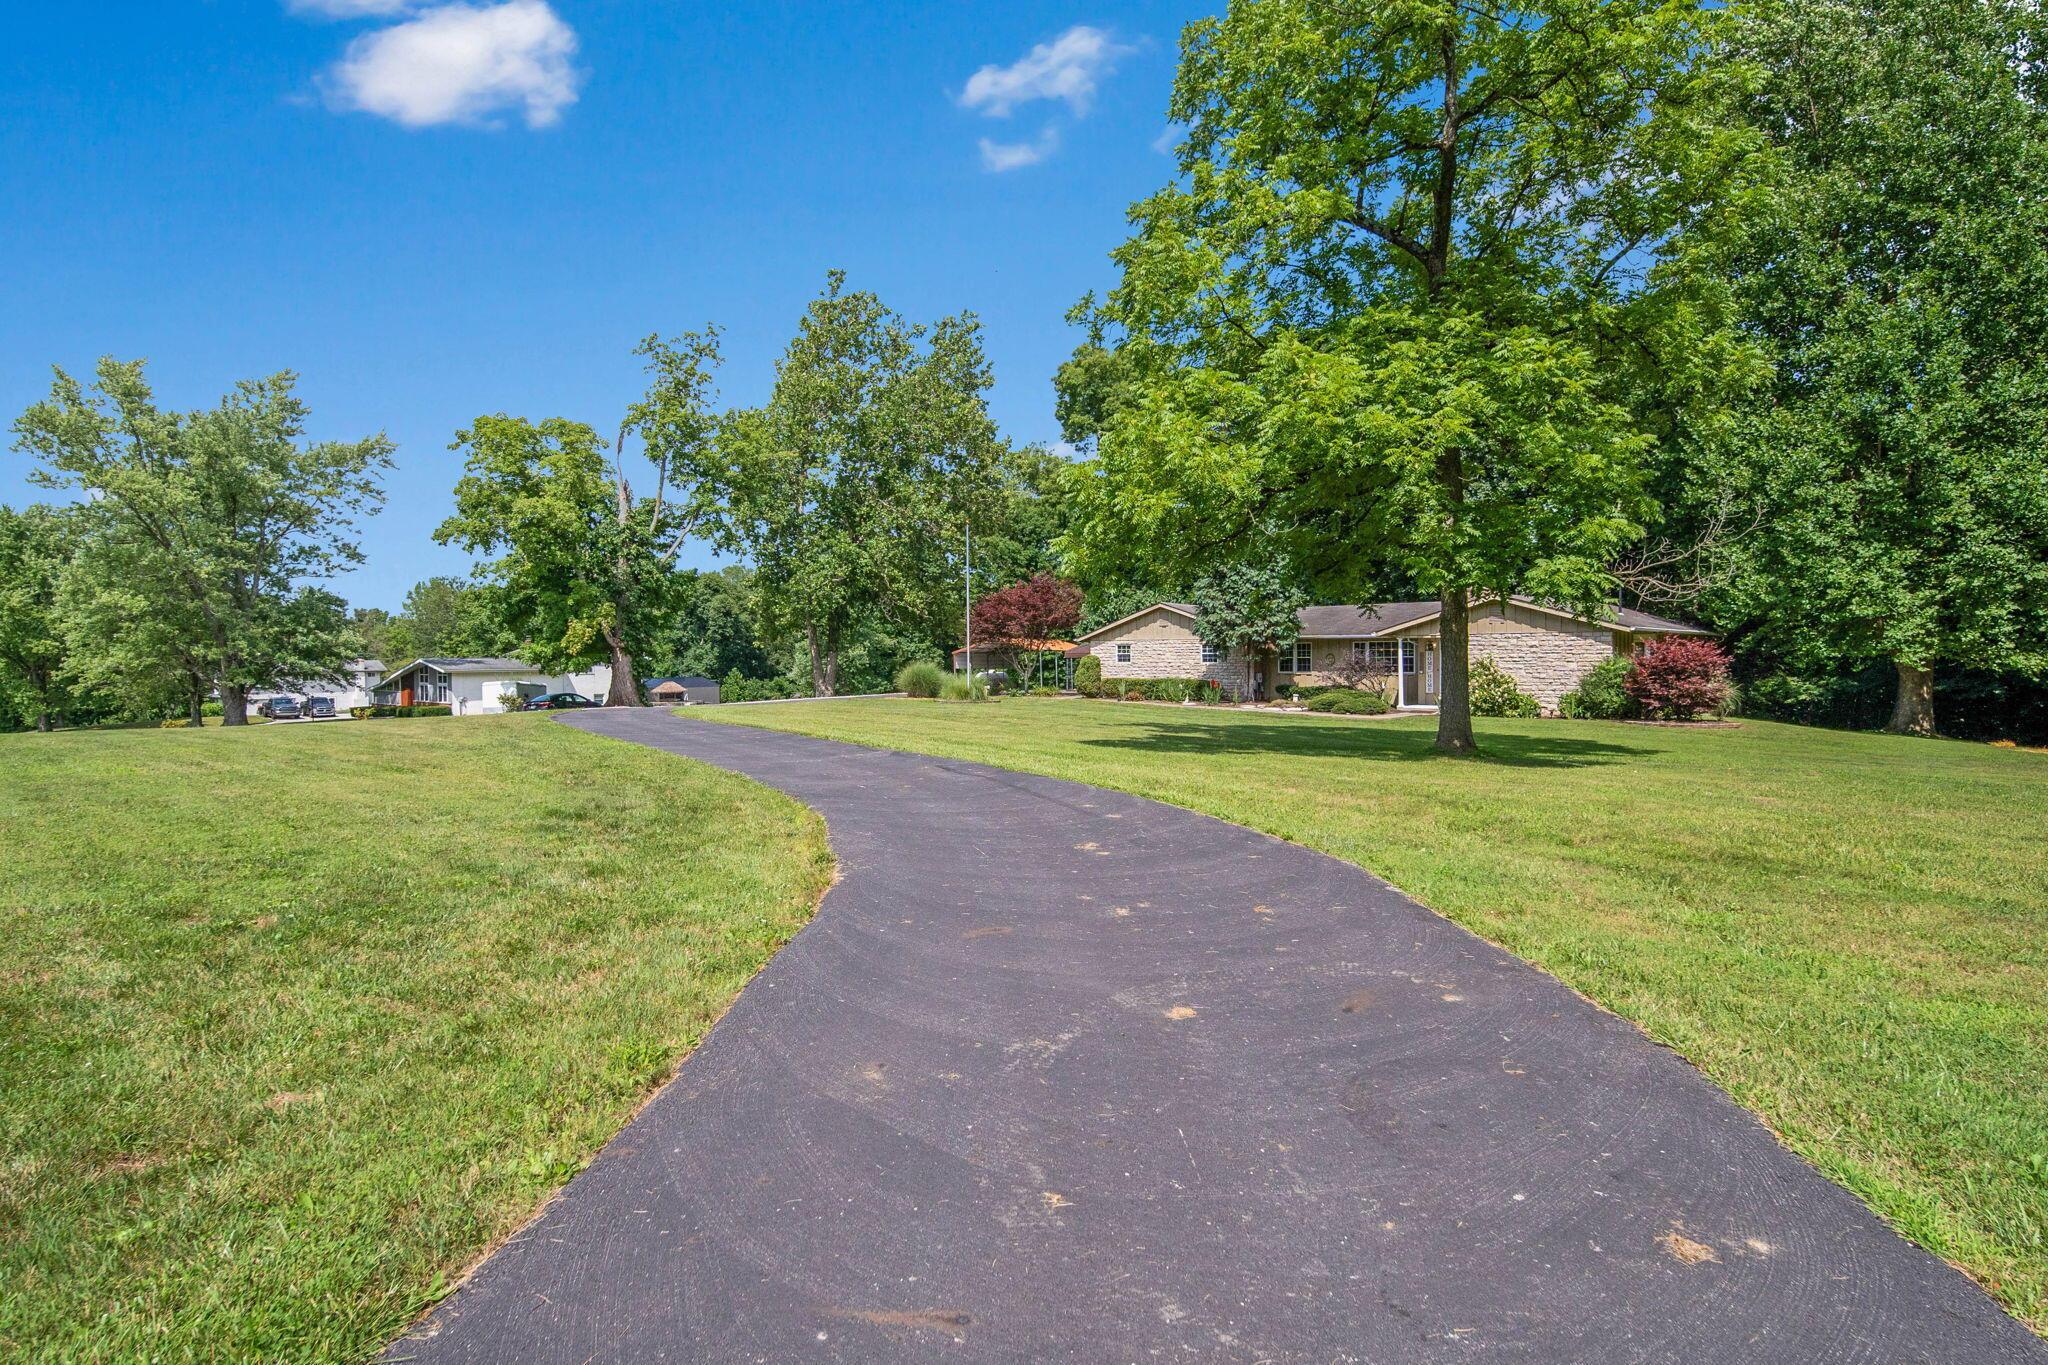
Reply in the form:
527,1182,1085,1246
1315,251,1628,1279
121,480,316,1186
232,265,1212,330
1115,643,1132,663
1358,640,1400,672
1286,641,1313,672
1200,642,1220,663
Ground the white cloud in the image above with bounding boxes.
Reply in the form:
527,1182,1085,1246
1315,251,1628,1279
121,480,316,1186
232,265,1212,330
960,26,1131,119
1151,123,1183,156
980,127,1058,172
288,0,415,17
322,0,581,129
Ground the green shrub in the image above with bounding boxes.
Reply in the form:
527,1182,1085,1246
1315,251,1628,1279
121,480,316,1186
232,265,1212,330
1559,656,1634,720
1469,656,1541,717
200,701,223,718
895,660,946,698
1714,679,1743,719
719,672,801,703
937,674,988,702
1306,688,1388,715
1028,686,1063,698
1074,654,1103,697
353,703,454,719
1095,677,1225,703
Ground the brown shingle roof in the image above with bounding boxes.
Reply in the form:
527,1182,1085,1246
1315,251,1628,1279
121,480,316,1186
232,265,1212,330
1294,602,1440,637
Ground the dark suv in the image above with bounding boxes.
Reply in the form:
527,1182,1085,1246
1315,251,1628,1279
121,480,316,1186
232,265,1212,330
521,692,600,711
304,696,336,719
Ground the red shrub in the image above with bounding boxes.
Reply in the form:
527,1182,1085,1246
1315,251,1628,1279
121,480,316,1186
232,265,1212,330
1624,637,1731,721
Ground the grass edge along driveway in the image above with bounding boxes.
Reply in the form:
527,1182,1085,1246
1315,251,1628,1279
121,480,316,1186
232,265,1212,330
0,715,832,1362
702,697,2048,1335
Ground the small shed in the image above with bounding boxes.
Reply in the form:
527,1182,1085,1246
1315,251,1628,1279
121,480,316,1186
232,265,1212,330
645,675,722,706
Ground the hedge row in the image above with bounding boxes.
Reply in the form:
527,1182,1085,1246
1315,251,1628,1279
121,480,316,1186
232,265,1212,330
1080,676,1225,703
348,704,454,719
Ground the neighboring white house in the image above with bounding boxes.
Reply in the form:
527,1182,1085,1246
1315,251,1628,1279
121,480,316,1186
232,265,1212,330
370,658,615,715
248,659,385,713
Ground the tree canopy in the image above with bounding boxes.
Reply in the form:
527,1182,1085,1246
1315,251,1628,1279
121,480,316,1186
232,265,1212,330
12,359,389,723
1058,0,1761,751
437,330,727,704
1709,0,2048,735
708,274,1010,694
0,505,82,731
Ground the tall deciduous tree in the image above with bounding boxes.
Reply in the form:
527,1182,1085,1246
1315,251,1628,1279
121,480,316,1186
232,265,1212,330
437,331,727,705
1058,0,1759,752
0,504,83,731
13,359,390,724
385,577,480,660
1718,0,2048,735
711,274,1008,695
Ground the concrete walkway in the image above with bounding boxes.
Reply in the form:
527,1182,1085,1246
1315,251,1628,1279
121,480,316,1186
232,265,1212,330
388,709,2041,1363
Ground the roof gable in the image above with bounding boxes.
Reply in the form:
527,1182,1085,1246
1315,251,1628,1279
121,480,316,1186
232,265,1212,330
1072,603,1199,643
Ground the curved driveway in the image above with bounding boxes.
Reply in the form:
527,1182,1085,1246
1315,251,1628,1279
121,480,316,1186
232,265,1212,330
390,708,2040,1363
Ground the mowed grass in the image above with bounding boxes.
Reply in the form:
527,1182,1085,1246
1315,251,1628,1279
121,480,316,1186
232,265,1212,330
705,698,2048,1331
0,716,831,1362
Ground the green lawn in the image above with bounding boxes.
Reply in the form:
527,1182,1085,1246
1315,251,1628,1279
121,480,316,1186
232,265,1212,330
705,697,2048,1332
0,716,831,1362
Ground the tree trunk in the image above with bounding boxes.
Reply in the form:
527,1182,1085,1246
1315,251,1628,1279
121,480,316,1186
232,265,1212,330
805,624,829,697
220,683,249,727
602,623,643,706
821,622,841,697
35,710,53,733
1886,660,1936,737
1434,587,1477,755
188,673,206,726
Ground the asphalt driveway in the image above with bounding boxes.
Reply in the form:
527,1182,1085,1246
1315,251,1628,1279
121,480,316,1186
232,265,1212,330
388,707,2041,1363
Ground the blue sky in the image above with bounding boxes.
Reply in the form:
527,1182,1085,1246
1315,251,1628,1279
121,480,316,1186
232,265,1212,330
0,1,1204,610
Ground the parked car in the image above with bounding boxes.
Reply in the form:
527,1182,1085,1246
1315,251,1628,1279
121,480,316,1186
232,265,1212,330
304,696,336,718
259,696,302,720
521,692,600,711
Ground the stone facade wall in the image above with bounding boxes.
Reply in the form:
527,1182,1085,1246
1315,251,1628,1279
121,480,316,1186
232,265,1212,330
1091,610,1250,696
1471,628,1615,710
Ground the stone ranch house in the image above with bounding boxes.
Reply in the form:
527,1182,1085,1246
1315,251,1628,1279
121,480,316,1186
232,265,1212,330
1072,598,1711,712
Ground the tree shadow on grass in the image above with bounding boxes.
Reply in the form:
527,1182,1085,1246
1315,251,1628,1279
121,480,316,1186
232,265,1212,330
1077,716,1651,770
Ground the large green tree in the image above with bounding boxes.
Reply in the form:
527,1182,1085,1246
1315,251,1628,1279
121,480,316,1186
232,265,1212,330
646,566,780,683
1058,0,1758,752
1715,0,2048,735
384,576,484,661
60,525,236,724
13,360,390,724
437,331,727,705
1189,560,1310,699
0,504,84,731
711,275,1009,695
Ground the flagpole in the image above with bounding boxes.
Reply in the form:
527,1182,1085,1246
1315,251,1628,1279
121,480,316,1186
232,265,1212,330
963,521,972,675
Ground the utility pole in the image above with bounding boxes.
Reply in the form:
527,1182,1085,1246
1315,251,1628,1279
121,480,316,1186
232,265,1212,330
963,520,972,675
